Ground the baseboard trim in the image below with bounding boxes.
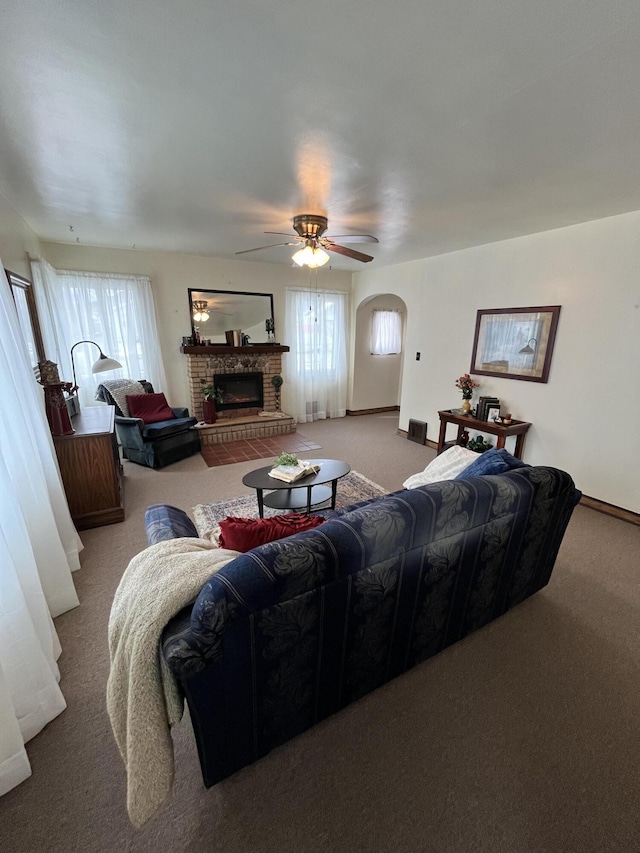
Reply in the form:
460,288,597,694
580,495,640,526
347,406,400,416
396,428,437,449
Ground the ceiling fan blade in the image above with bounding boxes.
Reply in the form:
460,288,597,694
324,242,374,263
323,234,379,244
264,231,299,238
235,242,298,255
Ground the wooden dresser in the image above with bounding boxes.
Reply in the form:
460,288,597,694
53,405,124,530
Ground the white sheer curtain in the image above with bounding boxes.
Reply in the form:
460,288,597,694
285,288,348,423
0,262,81,797
370,309,402,355
31,260,167,408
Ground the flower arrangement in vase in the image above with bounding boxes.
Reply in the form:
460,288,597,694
455,373,479,415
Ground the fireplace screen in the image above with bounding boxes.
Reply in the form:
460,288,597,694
215,372,264,411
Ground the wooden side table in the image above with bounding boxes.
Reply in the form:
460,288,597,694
437,409,532,459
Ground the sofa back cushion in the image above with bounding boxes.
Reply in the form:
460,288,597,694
126,392,176,424
219,513,325,551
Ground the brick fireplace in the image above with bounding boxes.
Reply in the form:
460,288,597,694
182,345,296,445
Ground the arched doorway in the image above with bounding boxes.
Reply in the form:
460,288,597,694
350,293,407,413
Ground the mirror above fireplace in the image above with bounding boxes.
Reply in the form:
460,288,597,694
188,289,274,344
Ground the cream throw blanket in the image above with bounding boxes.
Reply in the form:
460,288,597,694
96,378,145,416
107,538,239,827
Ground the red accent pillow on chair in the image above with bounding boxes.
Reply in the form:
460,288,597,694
126,393,176,424
219,513,325,551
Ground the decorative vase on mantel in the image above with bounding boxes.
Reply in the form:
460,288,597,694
461,397,472,415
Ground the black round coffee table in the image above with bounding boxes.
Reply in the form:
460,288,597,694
242,459,351,517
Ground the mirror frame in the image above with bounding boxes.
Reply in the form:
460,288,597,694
5,268,46,364
187,288,275,345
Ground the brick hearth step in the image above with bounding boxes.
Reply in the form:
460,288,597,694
195,412,296,445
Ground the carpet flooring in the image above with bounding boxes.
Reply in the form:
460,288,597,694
192,470,387,538
200,431,321,467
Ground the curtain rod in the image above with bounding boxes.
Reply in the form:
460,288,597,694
27,255,149,283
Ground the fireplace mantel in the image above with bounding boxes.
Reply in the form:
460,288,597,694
181,345,289,355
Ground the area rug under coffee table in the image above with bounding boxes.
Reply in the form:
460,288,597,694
192,470,386,540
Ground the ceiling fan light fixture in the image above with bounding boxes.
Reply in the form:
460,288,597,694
192,300,210,322
237,214,377,263
292,245,330,268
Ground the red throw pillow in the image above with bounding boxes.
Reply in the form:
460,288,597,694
126,393,176,424
219,513,325,552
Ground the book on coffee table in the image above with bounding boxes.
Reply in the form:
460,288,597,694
268,461,321,483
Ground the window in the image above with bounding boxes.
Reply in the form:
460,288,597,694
5,269,45,366
30,260,167,407
285,288,348,422
370,309,402,355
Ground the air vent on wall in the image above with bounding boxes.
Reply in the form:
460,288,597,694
407,419,427,444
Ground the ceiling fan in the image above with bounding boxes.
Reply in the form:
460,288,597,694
236,214,378,266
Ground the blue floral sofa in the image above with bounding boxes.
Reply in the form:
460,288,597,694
153,465,581,788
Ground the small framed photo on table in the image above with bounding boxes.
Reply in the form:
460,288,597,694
486,405,501,422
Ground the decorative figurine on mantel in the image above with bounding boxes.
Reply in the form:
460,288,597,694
455,373,480,415
265,318,275,344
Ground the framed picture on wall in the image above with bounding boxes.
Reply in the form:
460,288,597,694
470,306,561,383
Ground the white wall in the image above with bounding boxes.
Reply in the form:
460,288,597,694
41,243,352,412
353,210,640,513
0,191,41,277
350,294,405,411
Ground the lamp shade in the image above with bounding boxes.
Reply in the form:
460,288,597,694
518,338,537,355
292,245,330,268
70,339,122,395
92,354,123,374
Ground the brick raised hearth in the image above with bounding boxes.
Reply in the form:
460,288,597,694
182,345,295,444
195,412,296,446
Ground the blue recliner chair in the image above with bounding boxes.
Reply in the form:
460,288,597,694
96,380,201,469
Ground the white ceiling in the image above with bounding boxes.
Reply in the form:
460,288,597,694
2,0,640,270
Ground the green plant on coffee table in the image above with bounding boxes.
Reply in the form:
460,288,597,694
200,380,224,404
273,452,298,467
